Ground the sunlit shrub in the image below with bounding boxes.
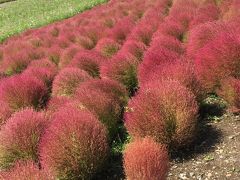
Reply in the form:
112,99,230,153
125,80,198,148
124,137,169,180
52,67,92,97
0,109,48,169
40,107,108,179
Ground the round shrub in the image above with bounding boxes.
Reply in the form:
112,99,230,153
101,52,139,95
70,50,104,77
195,31,240,92
46,96,72,116
0,109,48,169
123,137,169,180
95,38,121,58
0,75,48,111
75,84,122,138
217,78,240,109
52,67,92,97
187,21,226,58
75,79,129,107
0,160,53,180
125,80,198,148
120,40,146,61
139,60,204,101
0,100,13,127
76,35,95,50
39,107,109,180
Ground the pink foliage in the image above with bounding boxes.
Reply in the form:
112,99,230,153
52,67,92,97
0,75,48,111
195,31,240,92
124,137,169,180
95,38,121,58
125,80,198,147
70,50,104,77
39,106,108,179
0,109,48,169
0,160,53,180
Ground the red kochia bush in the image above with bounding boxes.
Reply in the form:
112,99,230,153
0,100,12,127
75,79,129,107
187,21,226,58
195,31,240,92
46,96,72,116
70,50,104,77
0,109,48,169
75,84,122,138
101,53,139,94
40,107,108,179
125,80,198,148
0,75,48,111
123,137,169,180
52,67,92,97
217,78,240,109
139,60,204,100
0,160,53,180
120,40,147,61
95,38,121,58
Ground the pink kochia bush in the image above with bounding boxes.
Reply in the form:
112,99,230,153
70,50,104,77
39,107,109,179
139,60,204,100
125,80,198,148
52,67,92,97
0,160,53,180
95,38,121,58
0,109,48,169
0,75,48,111
195,31,240,92
217,78,240,109
123,137,169,180
74,83,123,138
0,100,13,127
101,53,139,94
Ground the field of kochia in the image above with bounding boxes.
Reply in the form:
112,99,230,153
0,0,239,179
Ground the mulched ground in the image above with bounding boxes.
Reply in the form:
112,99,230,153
168,112,240,180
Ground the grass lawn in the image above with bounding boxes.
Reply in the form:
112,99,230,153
0,0,107,42
0,0,15,4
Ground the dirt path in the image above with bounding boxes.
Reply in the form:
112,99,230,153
168,113,240,180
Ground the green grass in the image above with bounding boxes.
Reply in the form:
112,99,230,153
0,0,15,4
0,0,107,42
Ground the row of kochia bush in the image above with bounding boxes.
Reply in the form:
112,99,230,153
0,0,240,179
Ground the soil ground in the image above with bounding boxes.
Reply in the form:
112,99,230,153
168,112,240,180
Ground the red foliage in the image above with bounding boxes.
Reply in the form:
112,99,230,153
0,100,13,127
150,34,184,55
101,52,139,94
75,35,96,50
120,40,147,61
190,3,220,28
217,78,240,109
0,109,48,169
46,45,63,65
123,137,169,180
0,160,53,180
125,80,198,147
0,75,48,111
195,31,240,92
59,45,83,69
139,60,203,100
39,106,108,179
74,83,122,137
107,17,135,43
70,50,104,77
46,96,72,116
52,67,92,97
95,38,121,58
138,47,179,82
187,22,226,58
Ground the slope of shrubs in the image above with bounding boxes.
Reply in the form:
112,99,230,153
0,0,239,179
